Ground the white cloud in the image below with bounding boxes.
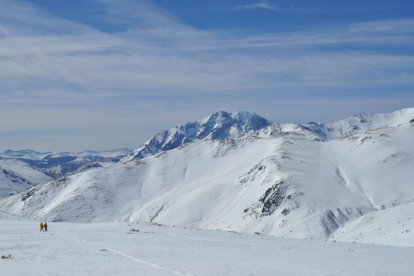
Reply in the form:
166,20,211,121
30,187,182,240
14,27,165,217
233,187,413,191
350,19,414,33
94,0,185,29
233,1,278,11
0,0,94,36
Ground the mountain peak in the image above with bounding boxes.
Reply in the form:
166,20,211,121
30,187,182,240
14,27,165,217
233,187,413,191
198,111,270,139
201,110,261,121
127,111,271,161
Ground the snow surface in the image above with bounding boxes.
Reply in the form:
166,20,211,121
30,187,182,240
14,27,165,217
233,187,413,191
1,218,414,276
331,202,414,247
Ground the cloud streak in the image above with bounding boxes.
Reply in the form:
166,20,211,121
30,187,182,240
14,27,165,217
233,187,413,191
232,1,278,11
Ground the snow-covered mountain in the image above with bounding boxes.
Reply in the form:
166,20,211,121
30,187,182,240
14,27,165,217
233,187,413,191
0,159,52,198
0,148,132,178
1,108,414,244
126,109,414,162
308,108,414,139
125,111,270,161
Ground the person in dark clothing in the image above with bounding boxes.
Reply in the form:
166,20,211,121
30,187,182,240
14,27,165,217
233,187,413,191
44,222,48,232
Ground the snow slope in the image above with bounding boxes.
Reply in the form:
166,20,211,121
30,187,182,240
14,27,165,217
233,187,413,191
1,108,414,245
1,219,414,276
0,159,52,198
331,202,414,247
308,107,414,139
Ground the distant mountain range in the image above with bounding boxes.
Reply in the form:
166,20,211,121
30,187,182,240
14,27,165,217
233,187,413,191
1,108,414,245
0,148,132,179
0,148,131,197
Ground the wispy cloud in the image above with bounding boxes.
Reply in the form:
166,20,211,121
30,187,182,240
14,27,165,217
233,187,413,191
232,1,278,11
350,18,414,33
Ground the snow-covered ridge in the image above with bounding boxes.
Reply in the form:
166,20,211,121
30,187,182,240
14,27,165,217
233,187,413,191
126,108,414,161
308,107,414,139
1,148,132,160
1,107,414,245
126,111,270,161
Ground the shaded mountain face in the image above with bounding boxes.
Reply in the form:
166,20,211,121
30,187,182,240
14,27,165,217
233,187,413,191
2,108,414,242
0,149,132,179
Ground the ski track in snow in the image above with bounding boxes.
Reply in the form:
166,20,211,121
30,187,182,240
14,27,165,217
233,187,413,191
106,248,192,276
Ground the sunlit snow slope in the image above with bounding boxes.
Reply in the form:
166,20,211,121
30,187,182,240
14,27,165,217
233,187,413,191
1,108,414,243
0,159,52,198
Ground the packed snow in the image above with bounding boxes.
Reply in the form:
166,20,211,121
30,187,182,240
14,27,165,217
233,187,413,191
1,218,414,276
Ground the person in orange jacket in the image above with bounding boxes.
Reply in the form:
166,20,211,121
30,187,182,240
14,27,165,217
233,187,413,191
44,222,48,232
40,222,44,232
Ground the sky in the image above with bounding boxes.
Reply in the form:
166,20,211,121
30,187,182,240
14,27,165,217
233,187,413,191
0,0,413,152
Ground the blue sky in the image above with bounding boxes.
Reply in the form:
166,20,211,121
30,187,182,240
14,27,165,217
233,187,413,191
0,0,413,151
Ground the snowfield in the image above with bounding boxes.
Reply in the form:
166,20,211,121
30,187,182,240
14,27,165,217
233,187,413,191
1,218,414,276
